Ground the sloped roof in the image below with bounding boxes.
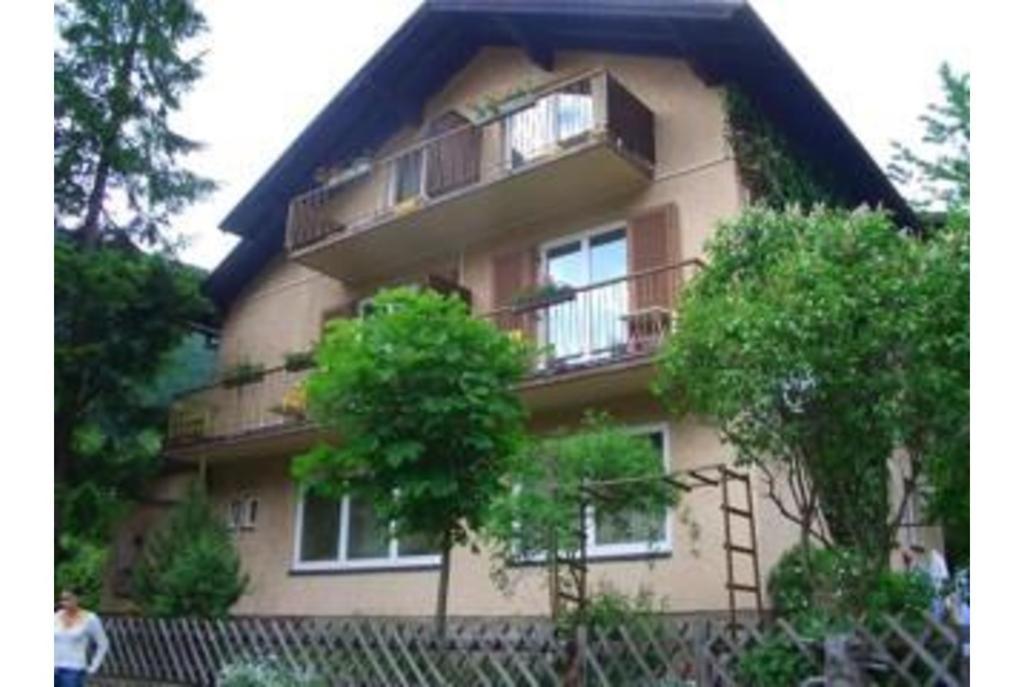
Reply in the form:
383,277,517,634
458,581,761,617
206,0,914,311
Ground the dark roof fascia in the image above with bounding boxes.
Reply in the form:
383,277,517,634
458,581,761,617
208,0,915,311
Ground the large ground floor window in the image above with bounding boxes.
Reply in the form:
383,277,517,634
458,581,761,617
293,491,441,571
587,425,672,558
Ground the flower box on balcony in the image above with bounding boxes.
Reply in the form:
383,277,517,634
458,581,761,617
221,362,265,389
511,280,576,314
283,350,316,372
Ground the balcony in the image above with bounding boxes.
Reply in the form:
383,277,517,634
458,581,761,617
286,70,656,283
167,261,698,454
482,260,699,410
166,364,318,458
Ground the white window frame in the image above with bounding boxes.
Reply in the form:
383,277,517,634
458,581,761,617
538,221,629,366
240,494,258,530
291,488,442,572
503,90,595,170
587,422,673,558
387,147,428,207
517,422,673,563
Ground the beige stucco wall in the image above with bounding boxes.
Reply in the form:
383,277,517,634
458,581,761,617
140,47,775,617
205,395,801,617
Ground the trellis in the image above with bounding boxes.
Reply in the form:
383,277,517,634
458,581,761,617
96,611,966,686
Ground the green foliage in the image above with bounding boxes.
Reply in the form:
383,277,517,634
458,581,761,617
55,535,110,609
655,206,968,566
54,0,215,244
283,350,317,372
292,288,531,626
484,412,677,621
768,545,932,633
736,633,816,687
133,485,248,617
740,545,934,686
218,659,326,687
889,63,970,211
486,412,677,566
221,361,266,389
558,585,663,635
55,236,210,567
724,88,842,209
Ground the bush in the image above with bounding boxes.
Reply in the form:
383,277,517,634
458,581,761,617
736,633,816,687
739,545,937,684
558,585,663,635
218,659,326,687
55,536,109,609
133,484,248,617
768,545,933,630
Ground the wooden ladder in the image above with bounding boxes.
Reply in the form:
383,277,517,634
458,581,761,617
720,466,764,633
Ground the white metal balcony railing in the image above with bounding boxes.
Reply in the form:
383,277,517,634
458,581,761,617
286,69,656,252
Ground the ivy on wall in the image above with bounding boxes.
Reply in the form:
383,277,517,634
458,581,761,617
724,87,843,209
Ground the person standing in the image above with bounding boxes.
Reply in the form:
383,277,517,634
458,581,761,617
54,588,109,686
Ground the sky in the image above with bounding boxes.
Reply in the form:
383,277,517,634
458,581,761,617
172,0,971,271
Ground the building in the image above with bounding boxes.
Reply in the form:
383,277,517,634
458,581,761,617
108,0,918,617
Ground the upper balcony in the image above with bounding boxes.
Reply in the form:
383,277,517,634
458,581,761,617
285,70,656,284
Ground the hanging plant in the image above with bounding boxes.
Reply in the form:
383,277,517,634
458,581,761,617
511,278,576,313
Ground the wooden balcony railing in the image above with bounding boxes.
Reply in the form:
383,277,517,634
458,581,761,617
167,365,314,447
285,70,656,252
169,261,697,447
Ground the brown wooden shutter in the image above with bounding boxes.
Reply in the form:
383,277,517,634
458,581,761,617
491,248,538,340
627,203,681,311
424,111,480,198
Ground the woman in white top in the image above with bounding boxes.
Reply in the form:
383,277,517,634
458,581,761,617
54,588,109,686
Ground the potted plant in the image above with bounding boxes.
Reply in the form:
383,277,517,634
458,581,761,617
283,350,316,372
220,361,265,389
511,277,576,313
270,382,308,420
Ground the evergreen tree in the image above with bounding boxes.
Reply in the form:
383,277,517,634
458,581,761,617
55,0,215,245
133,484,248,617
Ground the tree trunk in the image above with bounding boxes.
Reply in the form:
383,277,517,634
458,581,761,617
79,17,143,246
435,531,453,638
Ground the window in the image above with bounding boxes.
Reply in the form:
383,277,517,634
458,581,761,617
590,429,670,557
515,425,672,562
226,495,259,531
391,149,424,205
541,225,629,365
504,84,594,169
293,491,441,570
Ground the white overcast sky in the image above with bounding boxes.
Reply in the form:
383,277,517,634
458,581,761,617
172,0,971,271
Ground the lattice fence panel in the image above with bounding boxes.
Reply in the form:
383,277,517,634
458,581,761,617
96,612,967,686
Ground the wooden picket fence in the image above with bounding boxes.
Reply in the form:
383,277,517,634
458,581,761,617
96,612,967,686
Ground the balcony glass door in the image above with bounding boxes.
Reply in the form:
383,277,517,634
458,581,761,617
542,226,628,366
505,83,594,169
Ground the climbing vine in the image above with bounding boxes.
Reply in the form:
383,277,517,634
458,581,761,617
724,87,843,209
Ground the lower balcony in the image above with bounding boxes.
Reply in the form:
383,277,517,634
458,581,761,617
167,261,698,455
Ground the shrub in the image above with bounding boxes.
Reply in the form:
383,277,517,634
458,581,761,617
218,659,326,687
736,633,816,687
558,585,662,636
55,535,109,609
768,545,933,630
133,484,248,617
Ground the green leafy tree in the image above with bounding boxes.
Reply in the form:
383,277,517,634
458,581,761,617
655,206,967,571
55,236,209,559
133,484,248,617
53,0,216,588
484,412,678,623
55,0,215,245
292,288,531,635
888,63,970,212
